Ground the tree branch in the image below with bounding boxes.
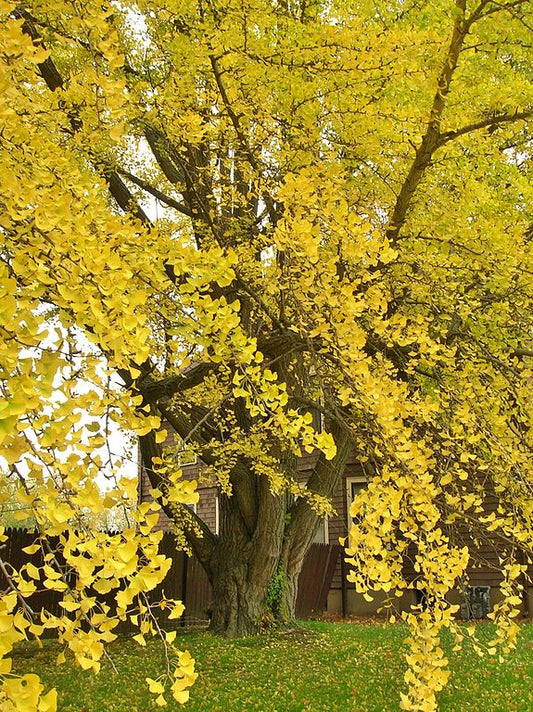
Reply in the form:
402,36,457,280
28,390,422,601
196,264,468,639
209,54,279,224
144,125,186,186
282,421,352,576
119,169,194,218
140,362,217,404
140,331,303,405
105,171,153,225
386,0,468,242
438,109,533,145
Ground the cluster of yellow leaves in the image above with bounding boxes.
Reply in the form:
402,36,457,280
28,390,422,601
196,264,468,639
400,606,455,712
146,649,197,706
232,365,336,460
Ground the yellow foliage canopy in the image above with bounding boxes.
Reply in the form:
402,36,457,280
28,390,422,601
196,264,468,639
1,0,533,709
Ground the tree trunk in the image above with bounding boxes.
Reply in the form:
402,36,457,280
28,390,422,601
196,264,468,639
206,487,287,636
208,536,301,635
208,559,271,637
275,566,299,624
201,431,352,636
278,425,353,623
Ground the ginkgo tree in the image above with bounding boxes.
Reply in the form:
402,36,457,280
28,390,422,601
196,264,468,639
2,0,533,709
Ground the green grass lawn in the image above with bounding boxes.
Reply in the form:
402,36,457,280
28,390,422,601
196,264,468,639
11,620,533,711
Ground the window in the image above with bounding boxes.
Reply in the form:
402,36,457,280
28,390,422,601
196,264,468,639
177,448,197,466
346,476,367,531
312,514,329,544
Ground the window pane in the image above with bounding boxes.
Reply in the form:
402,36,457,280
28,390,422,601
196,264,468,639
351,480,366,500
312,516,326,544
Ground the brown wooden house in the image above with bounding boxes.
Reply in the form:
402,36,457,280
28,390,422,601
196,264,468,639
138,439,532,620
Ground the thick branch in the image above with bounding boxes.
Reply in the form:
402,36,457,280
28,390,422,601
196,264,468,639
140,362,216,404
143,125,218,244
209,55,278,224
386,0,468,242
119,169,194,218
282,421,352,575
513,347,533,359
439,109,533,145
143,126,212,224
14,9,64,92
141,332,303,405
144,126,185,185
105,171,152,225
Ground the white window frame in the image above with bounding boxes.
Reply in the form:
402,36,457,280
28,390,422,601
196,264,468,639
177,448,198,467
214,494,220,535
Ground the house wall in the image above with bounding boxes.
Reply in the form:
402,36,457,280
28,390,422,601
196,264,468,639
138,460,217,533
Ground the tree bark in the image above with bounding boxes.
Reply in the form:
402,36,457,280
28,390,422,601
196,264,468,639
207,488,286,636
208,555,271,637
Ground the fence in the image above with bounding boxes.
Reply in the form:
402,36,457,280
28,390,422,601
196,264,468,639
0,529,339,630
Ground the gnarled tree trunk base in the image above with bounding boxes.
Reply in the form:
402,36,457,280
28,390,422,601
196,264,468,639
208,564,299,637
